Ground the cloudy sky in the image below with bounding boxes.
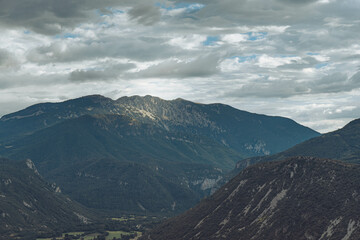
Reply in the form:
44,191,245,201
0,0,359,133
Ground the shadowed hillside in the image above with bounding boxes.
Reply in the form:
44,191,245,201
142,157,360,240
0,158,100,240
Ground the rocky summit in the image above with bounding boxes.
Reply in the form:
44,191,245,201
142,156,360,240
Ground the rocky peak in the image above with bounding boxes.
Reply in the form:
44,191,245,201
72,94,112,102
116,95,164,104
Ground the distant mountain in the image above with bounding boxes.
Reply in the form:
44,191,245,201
0,95,319,157
141,156,360,240
0,95,319,215
0,158,99,240
236,118,360,171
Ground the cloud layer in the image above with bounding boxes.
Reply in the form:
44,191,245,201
0,0,359,132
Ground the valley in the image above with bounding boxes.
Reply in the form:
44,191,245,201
37,230,141,240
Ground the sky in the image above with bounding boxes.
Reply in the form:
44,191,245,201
0,0,359,133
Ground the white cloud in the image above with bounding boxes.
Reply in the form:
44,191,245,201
311,54,330,62
221,34,248,44
324,17,354,28
167,34,207,50
256,55,302,68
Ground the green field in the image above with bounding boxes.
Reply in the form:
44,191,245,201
107,231,142,239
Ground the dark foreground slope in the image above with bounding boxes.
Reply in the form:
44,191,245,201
0,158,99,240
236,118,360,171
142,157,360,240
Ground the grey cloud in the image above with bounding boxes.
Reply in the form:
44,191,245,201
326,106,360,120
132,54,221,79
285,105,360,133
310,72,359,94
0,72,69,89
128,3,161,25
222,71,360,99
0,49,11,66
343,54,360,61
0,0,87,34
171,0,318,26
69,63,136,82
0,0,160,34
226,80,304,98
276,56,321,70
0,48,19,68
277,0,319,4
168,0,358,41
27,36,182,63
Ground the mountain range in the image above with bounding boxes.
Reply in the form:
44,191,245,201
0,95,319,215
142,156,360,240
0,95,319,157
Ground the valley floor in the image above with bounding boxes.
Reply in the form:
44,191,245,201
37,230,141,240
